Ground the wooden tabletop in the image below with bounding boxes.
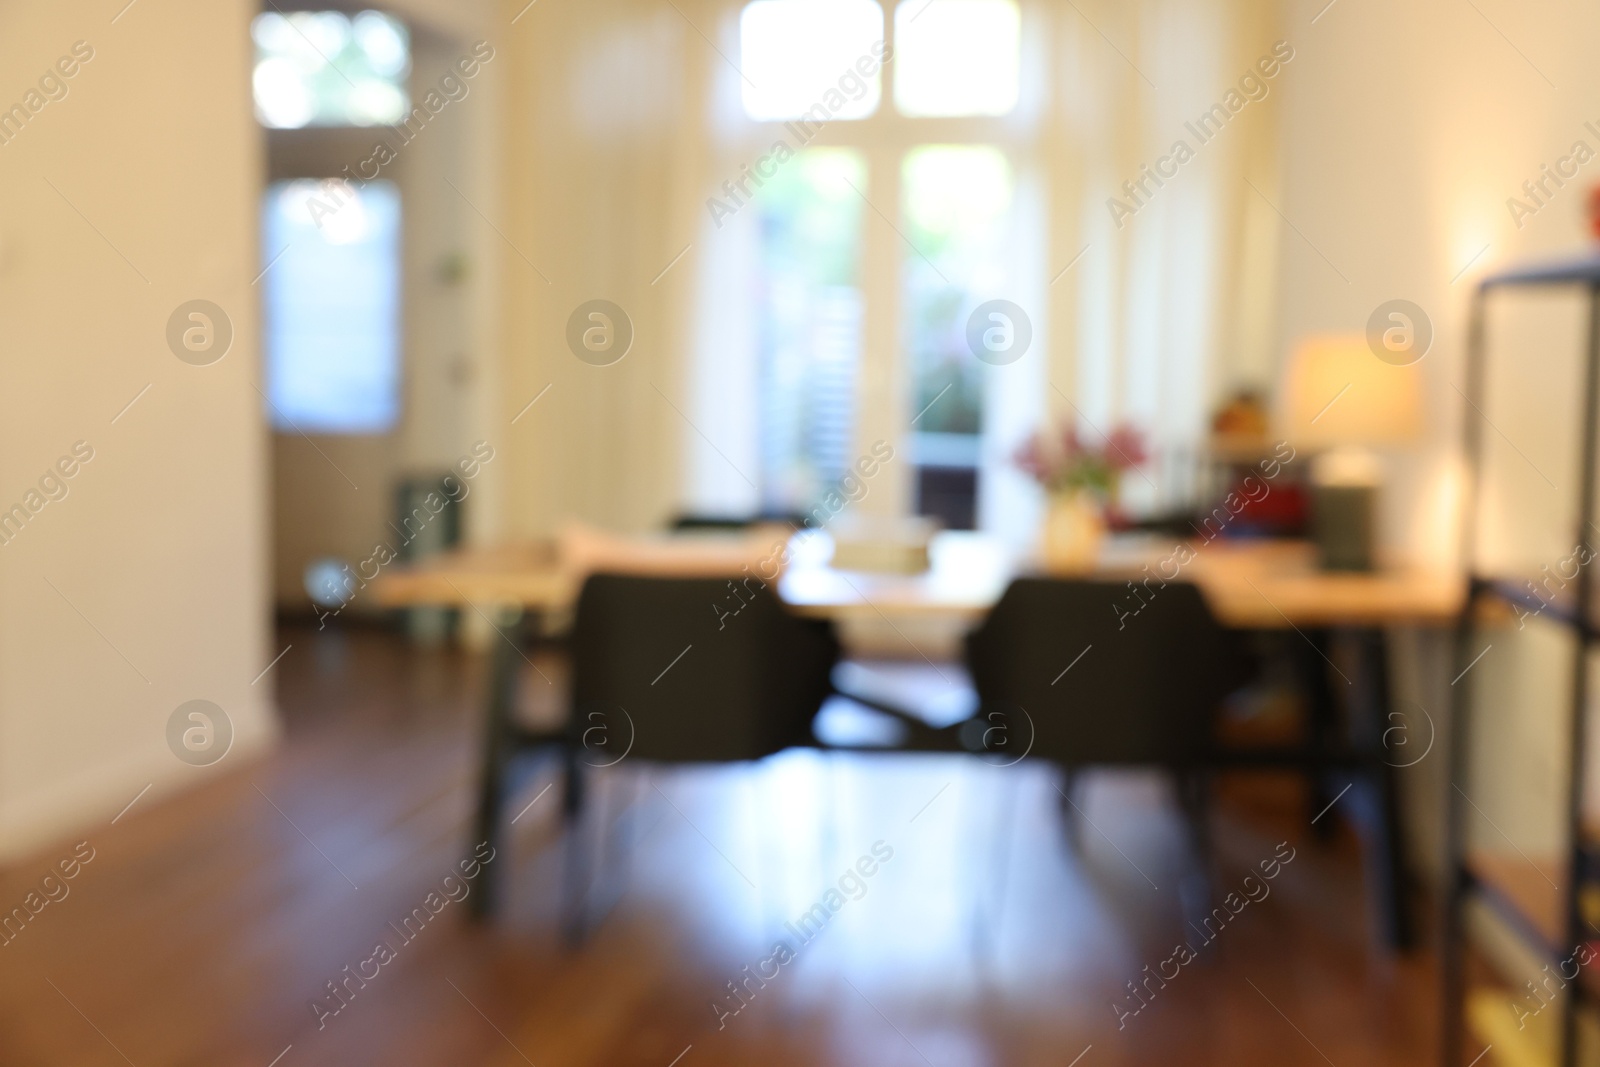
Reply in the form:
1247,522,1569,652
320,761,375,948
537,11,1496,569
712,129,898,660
369,540,574,613
371,530,1465,630
1145,538,1464,629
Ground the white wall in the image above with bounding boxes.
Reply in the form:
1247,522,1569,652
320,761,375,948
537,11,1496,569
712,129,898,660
267,24,503,610
1272,0,1600,863
495,0,696,536
0,0,274,859
510,0,1288,534
1274,0,1600,565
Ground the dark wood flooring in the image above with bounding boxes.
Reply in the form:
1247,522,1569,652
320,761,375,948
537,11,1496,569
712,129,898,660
0,623,1438,1066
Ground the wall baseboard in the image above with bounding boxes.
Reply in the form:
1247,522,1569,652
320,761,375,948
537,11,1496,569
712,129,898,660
0,704,280,865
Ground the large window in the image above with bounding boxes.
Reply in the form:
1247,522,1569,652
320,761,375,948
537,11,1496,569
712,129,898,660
262,180,402,434
902,144,1014,438
252,10,410,129
727,0,1026,528
893,0,1020,117
254,11,409,436
739,0,885,121
754,151,867,511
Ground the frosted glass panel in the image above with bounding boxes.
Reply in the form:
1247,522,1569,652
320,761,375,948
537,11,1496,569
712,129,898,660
740,0,884,121
755,150,866,511
252,10,409,128
902,145,1014,436
263,180,401,434
894,0,1019,117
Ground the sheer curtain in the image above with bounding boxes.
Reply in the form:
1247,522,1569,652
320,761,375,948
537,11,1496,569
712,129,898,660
494,0,1284,537
1045,0,1283,519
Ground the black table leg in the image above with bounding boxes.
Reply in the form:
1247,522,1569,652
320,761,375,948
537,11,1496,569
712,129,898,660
468,606,525,919
1357,627,1414,950
1288,625,1414,949
1294,627,1342,841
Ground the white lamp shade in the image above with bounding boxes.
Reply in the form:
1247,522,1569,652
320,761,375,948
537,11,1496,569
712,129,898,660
1280,334,1423,449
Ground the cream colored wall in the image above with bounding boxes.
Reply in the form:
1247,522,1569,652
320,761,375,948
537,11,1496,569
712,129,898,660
488,0,1286,537
495,0,695,536
267,27,497,610
1271,0,1600,866
1273,0,1600,567
0,0,274,859
1047,0,1283,518
264,0,573,598
272,436,398,606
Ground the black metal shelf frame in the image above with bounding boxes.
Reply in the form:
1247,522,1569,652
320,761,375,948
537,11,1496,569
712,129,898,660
1443,252,1600,1067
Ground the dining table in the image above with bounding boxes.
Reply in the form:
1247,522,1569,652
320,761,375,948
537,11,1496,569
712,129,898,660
371,525,1465,945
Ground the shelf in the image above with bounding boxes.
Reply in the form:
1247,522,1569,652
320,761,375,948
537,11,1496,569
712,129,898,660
1469,987,1555,1067
1471,576,1597,641
1480,251,1600,290
1466,853,1600,1003
1450,256,1600,1067
1468,852,1567,956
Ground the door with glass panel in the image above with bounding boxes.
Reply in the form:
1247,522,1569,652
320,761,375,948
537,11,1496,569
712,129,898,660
731,0,1029,530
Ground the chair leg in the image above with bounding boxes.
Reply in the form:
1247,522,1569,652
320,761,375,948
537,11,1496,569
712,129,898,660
755,763,776,941
824,750,841,880
613,767,644,908
1175,769,1214,932
468,608,524,920
567,759,645,944
560,750,592,945
974,764,1021,964
603,766,642,920
1057,767,1084,854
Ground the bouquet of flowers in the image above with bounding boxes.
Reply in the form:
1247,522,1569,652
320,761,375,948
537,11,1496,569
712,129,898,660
1013,420,1148,500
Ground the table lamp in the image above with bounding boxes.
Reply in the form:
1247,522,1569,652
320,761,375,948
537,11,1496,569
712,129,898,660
1281,335,1423,570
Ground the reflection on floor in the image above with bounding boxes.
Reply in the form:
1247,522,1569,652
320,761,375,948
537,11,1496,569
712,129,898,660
0,624,1436,1066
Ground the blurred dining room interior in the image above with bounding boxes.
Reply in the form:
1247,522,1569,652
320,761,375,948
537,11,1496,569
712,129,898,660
8,0,1600,1064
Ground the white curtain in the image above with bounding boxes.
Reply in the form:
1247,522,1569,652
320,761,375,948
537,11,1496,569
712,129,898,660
494,0,1284,535
1046,0,1283,517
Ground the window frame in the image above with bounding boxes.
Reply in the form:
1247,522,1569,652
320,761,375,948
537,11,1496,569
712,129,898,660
260,178,405,436
718,0,1039,524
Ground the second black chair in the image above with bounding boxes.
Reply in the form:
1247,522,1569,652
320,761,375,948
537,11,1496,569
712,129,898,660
561,572,841,934
963,578,1251,908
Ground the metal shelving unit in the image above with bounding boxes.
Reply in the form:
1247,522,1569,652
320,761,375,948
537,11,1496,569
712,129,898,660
1443,252,1600,1066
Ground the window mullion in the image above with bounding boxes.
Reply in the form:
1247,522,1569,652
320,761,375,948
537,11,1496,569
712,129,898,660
852,139,911,519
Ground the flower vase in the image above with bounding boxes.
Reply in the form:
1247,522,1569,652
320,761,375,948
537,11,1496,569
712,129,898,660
1042,490,1106,574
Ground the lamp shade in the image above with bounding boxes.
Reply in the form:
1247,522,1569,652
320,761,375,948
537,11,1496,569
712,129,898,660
1280,334,1423,449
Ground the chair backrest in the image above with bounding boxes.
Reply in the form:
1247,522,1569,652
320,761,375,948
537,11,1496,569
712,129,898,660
667,514,757,532
964,578,1245,767
667,512,808,532
568,573,840,763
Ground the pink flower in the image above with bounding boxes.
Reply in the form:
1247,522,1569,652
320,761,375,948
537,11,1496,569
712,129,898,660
1012,419,1148,498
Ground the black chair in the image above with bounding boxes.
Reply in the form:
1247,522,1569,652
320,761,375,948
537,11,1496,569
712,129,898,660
558,572,841,934
666,511,807,532
567,572,838,762
962,578,1252,911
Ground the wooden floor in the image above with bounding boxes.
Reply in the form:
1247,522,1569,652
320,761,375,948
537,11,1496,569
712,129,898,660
0,623,1439,1066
